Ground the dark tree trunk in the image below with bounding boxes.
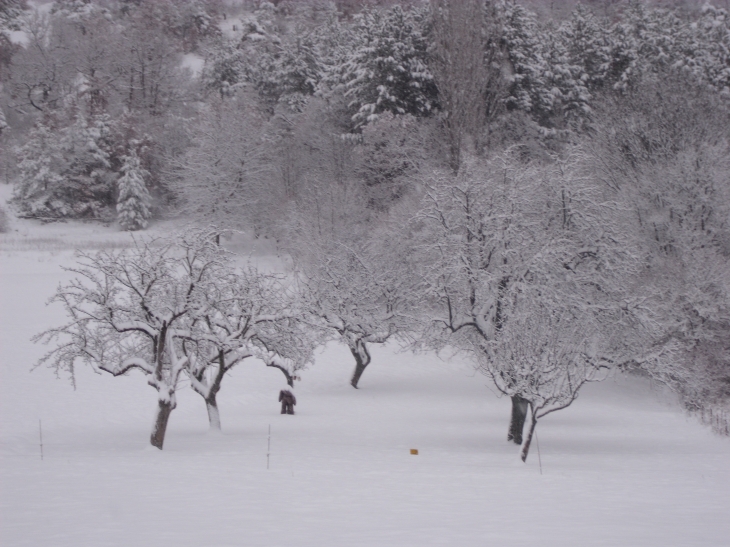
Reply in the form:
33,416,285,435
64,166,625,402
349,340,371,389
150,399,173,450
448,132,462,174
350,359,367,389
507,395,529,444
494,276,509,332
206,395,221,430
520,412,538,463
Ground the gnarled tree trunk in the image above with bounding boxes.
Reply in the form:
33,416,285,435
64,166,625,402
195,351,227,430
520,409,538,463
507,395,529,444
206,396,221,431
150,399,173,450
349,339,372,389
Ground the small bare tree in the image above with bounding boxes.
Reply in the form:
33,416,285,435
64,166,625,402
481,292,611,462
172,95,278,236
295,221,417,389
183,266,315,430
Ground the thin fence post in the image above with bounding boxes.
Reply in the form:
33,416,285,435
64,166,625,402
267,424,271,470
535,429,542,475
39,419,44,461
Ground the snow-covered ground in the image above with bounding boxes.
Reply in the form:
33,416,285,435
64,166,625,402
2,186,730,547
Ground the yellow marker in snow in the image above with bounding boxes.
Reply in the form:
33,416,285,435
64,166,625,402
410,449,419,455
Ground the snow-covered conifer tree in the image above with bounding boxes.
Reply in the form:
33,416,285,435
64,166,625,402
559,5,613,91
201,37,247,98
502,3,549,117
116,149,151,231
12,120,66,218
541,24,591,128
257,30,323,110
681,4,730,97
603,3,683,92
14,113,117,219
0,0,27,34
501,3,590,130
60,113,117,218
340,5,436,130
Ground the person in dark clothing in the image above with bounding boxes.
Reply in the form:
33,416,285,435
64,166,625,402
279,389,296,415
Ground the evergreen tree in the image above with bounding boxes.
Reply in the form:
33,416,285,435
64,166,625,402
116,149,152,231
256,31,323,111
50,0,109,21
14,110,117,220
0,0,28,33
340,5,437,129
12,120,66,218
542,23,591,128
316,13,355,95
682,4,730,97
201,37,247,98
59,113,117,218
502,2,590,130
605,3,683,91
502,3,551,120
0,107,7,136
559,5,613,91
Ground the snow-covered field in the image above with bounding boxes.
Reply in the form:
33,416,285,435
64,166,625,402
2,187,730,547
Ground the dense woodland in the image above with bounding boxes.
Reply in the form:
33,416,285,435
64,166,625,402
2,0,730,452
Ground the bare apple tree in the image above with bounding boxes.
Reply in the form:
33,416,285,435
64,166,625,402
33,228,228,449
414,150,638,457
183,266,316,430
171,95,278,237
295,220,417,389
480,290,612,462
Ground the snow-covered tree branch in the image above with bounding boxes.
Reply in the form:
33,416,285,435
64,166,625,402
182,265,316,430
413,150,640,458
33,228,230,449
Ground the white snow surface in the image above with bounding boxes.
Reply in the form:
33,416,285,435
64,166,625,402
181,53,205,79
1,189,730,546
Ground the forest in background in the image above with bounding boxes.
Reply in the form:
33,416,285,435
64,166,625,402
1,0,730,451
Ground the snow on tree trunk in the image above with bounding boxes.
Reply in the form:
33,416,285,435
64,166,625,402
508,395,529,445
201,364,225,431
150,399,174,450
183,264,314,431
520,406,538,463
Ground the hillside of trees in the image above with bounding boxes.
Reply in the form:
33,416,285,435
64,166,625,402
3,0,730,450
